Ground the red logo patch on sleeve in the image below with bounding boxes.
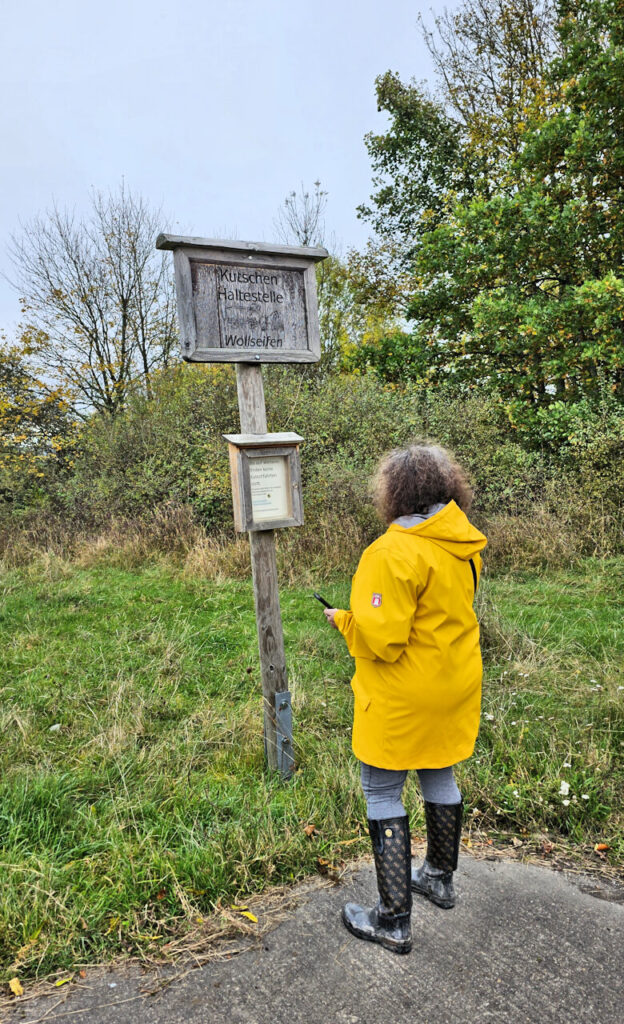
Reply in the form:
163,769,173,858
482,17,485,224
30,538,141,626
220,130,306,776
371,593,382,607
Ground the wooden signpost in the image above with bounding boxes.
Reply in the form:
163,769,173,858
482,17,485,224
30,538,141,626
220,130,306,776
156,234,327,777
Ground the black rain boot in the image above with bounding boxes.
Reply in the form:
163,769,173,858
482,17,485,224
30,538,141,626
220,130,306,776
342,816,412,954
411,799,463,909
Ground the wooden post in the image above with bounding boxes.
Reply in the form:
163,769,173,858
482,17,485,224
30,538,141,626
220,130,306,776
156,235,328,777
236,363,288,771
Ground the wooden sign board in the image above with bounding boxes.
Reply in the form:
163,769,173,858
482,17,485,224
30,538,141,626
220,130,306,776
224,432,304,532
156,235,328,364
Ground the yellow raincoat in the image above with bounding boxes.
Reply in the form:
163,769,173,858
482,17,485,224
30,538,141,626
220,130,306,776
333,501,487,770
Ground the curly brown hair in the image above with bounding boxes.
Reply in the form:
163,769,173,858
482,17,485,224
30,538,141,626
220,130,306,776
373,444,474,523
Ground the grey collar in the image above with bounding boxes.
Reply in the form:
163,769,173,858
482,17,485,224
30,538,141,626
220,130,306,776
392,503,446,529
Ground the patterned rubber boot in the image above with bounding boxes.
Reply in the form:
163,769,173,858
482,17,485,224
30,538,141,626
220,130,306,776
411,800,463,909
342,816,412,954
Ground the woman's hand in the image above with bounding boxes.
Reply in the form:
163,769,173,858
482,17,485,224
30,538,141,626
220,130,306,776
324,608,339,629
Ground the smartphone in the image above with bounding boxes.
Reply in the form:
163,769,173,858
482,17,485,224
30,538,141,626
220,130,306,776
313,592,332,609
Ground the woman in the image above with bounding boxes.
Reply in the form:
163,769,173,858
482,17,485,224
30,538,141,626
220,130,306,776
324,444,487,955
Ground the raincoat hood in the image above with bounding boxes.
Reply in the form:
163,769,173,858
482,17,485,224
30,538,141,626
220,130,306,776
389,500,487,562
